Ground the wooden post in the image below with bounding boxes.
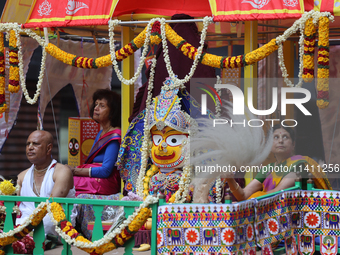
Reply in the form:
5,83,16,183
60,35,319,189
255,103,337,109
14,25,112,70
121,26,135,136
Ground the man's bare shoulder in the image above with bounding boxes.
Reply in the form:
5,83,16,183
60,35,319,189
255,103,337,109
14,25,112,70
54,163,73,178
52,163,74,195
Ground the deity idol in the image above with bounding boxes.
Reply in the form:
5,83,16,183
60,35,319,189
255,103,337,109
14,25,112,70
117,77,198,203
142,80,191,202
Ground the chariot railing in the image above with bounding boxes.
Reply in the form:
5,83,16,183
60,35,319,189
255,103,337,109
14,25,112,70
0,196,159,255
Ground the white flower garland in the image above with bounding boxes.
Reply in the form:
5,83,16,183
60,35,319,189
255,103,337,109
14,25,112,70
136,57,157,197
108,19,154,86
174,152,192,203
0,23,47,104
215,177,222,204
15,29,47,104
275,10,333,87
0,205,20,214
160,16,213,89
215,75,222,117
47,195,159,249
0,201,48,239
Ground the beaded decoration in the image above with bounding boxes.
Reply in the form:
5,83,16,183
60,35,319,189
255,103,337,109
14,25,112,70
149,173,181,202
148,78,190,133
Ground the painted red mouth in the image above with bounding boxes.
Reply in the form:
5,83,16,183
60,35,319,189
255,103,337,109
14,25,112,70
153,151,175,160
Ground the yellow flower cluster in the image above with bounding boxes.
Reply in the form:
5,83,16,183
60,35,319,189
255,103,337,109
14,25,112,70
94,54,111,68
45,43,75,66
0,235,17,246
150,35,162,45
128,208,151,232
245,39,278,66
143,165,159,197
50,202,66,222
303,18,316,82
317,16,330,109
0,32,6,114
0,180,16,195
31,205,47,226
165,24,183,46
8,30,20,93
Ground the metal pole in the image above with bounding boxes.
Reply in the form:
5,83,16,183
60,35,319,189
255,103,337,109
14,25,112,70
117,18,205,25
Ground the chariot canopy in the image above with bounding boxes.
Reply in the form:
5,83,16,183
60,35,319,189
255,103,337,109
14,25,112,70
4,0,339,29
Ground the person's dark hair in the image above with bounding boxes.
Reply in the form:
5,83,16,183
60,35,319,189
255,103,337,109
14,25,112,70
90,89,121,127
273,124,295,143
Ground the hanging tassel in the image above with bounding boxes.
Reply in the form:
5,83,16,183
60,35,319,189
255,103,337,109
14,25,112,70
8,30,20,93
0,32,7,114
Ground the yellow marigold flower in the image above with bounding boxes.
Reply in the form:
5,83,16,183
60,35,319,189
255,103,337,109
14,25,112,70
9,84,20,93
67,229,78,237
51,202,66,222
63,225,71,232
121,230,127,239
317,79,329,90
9,31,17,47
0,236,17,246
0,180,16,195
318,57,325,63
76,236,91,243
318,68,329,78
9,52,18,57
98,242,116,253
317,100,329,109
116,237,124,246
318,50,329,56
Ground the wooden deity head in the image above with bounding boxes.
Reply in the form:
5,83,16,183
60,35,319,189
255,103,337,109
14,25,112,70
147,78,190,169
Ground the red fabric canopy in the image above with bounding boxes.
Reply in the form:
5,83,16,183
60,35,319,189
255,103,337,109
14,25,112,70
23,0,117,28
23,0,213,28
211,0,304,22
21,0,340,28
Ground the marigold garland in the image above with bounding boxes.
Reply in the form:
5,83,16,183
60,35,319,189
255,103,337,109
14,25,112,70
317,16,330,109
302,18,316,82
0,202,47,247
0,32,6,114
143,165,160,198
44,22,278,70
8,30,20,93
49,202,151,254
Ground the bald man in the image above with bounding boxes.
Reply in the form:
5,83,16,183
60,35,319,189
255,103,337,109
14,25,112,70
16,130,75,236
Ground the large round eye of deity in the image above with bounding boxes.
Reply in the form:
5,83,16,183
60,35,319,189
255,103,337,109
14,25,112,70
166,135,186,147
150,126,188,168
152,134,163,146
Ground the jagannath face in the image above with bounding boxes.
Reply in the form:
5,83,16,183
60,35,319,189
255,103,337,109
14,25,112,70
69,138,79,156
150,126,188,168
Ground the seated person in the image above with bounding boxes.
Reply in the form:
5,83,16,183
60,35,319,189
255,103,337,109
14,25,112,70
67,89,121,196
225,124,332,201
16,130,75,241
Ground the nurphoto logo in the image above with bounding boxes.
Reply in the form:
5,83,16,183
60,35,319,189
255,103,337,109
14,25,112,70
199,83,312,127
